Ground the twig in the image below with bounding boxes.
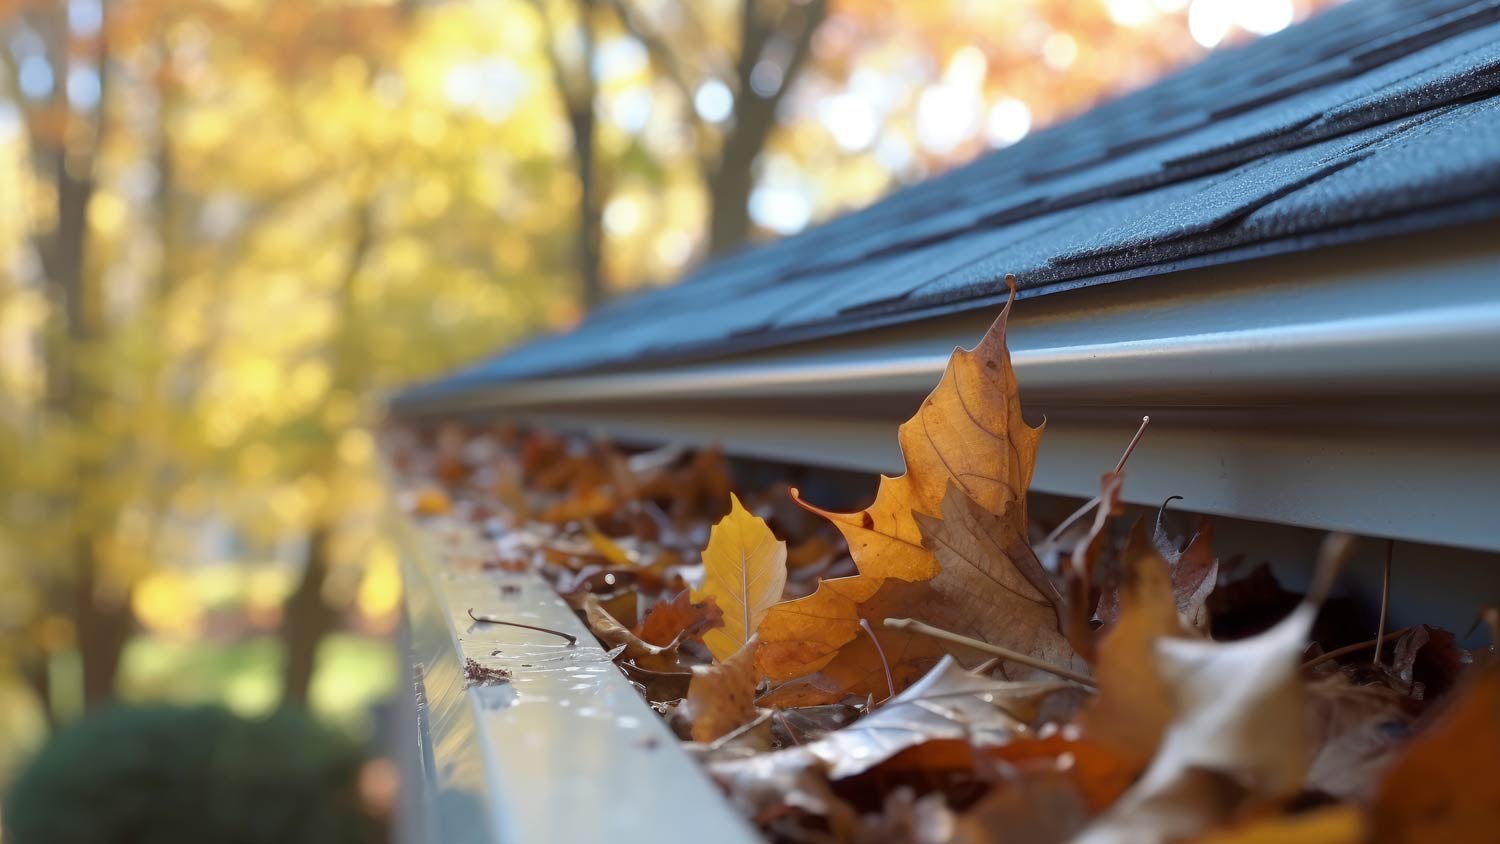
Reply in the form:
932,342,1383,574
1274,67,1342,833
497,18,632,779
1302,627,1412,670
1374,540,1393,665
1113,415,1152,474
1307,533,1357,608
884,618,1096,688
773,710,802,746
468,608,578,646
707,709,773,751
860,618,896,703
1041,416,1151,547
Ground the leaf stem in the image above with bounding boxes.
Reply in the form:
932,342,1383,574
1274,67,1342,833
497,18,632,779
883,618,1097,688
1302,627,1411,669
860,618,896,703
467,608,579,646
1373,540,1393,666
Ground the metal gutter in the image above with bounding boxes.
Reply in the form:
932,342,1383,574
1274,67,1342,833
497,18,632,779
394,227,1500,552
395,511,760,844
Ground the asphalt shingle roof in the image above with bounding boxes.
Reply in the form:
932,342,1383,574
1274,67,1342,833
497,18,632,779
416,0,1500,397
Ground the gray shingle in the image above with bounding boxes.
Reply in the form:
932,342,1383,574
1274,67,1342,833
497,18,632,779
404,0,1500,398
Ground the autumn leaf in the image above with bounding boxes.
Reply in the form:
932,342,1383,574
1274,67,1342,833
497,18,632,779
713,656,1061,806
1075,534,1356,844
951,773,1093,844
913,482,1084,681
694,493,788,662
1190,806,1367,844
761,483,1085,702
1077,521,1184,774
1369,659,1500,842
759,280,1045,698
685,638,762,744
577,593,682,673
788,277,1042,584
635,589,725,647
1067,471,1126,660
769,481,1091,704
757,574,884,682
1303,673,1412,800
1156,515,1220,634
410,485,452,516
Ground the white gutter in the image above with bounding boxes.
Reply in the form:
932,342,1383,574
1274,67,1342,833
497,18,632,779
395,225,1500,552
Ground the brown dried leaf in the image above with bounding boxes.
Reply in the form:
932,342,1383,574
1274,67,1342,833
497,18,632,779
1303,673,1412,800
635,589,725,647
766,280,1042,683
578,593,681,672
913,482,1085,681
1066,472,1126,660
759,578,948,704
714,656,1059,800
1159,519,1220,634
1370,660,1500,842
1075,598,1322,843
788,279,1041,585
686,638,762,743
951,773,1093,844
1078,521,1184,773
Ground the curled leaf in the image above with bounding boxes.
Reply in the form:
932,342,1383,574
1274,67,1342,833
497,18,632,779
578,593,681,673
635,589,725,647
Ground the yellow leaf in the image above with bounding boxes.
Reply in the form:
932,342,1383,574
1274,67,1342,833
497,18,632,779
695,493,788,663
1191,806,1368,844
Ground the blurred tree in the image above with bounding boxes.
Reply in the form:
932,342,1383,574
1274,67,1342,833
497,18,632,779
0,0,571,717
530,0,828,306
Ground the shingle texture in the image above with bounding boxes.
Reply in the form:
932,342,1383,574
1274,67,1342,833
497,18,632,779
414,0,1500,397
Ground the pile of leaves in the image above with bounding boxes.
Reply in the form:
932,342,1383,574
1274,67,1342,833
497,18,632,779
389,285,1498,844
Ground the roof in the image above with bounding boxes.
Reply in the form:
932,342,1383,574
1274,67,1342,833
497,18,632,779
392,0,1500,554
407,0,1500,399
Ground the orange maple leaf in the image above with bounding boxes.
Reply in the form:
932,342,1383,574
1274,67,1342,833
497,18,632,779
758,279,1056,700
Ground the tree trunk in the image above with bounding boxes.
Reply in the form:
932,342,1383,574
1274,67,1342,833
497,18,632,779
571,100,604,308
571,0,604,308
707,0,828,257
280,523,341,706
74,548,133,709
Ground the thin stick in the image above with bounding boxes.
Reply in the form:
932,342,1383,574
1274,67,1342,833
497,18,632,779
468,609,578,646
860,618,896,703
1373,540,1393,666
1113,415,1152,474
707,710,772,751
773,711,802,746
884,618,1096,688
1302,627,1411,670
1042,416,1152,547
